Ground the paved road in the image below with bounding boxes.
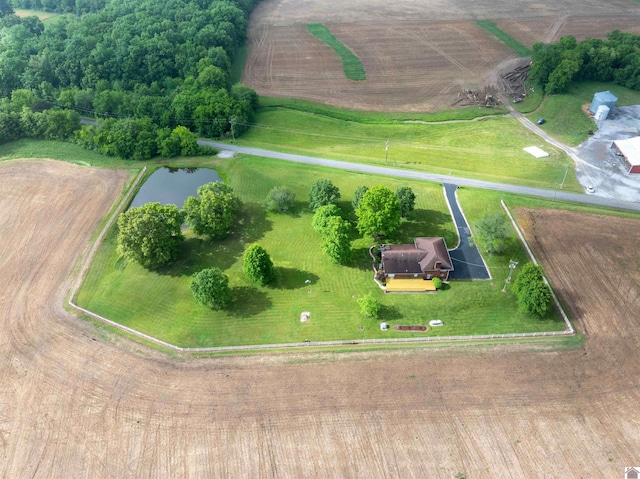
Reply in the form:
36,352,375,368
199,140,640,212
443,183,491,280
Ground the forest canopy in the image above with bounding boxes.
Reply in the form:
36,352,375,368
530,31,640,94
0,0,260,157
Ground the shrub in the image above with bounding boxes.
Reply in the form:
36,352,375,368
264,186,296,213
432,277,443,289
357,293,381,318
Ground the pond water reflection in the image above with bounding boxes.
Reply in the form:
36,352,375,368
129,167,221,209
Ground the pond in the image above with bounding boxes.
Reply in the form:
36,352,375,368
129,167,221,210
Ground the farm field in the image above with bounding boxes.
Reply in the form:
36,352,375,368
243,0,640,111
3,159,640,477
77,157,563,348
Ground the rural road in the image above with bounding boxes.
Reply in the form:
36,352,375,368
199,140,640,212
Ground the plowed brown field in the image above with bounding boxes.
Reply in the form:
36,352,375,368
243,0,640,111
2,160,640,477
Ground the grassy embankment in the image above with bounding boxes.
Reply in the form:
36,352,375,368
307,23,366,81
528,81,640,146
232,108,579,191
76,155,567,348
476,21,531,57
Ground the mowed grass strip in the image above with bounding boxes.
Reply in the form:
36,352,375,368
77,157,565,348
307,23,366,81
476,20,531,57
234,109,578,191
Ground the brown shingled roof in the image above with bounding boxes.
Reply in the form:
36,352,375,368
381,237,453,274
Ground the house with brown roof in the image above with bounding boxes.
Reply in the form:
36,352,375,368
381,237,453,281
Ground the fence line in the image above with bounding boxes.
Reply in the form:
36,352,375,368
65,173,574,354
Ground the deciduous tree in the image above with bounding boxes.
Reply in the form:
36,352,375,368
356,185,401,240
312,204,343,235
352,185,368,210
190,267,231,310
263,186,296,213
357,293,380,318
321,216,352,265
396,186,416,218
513,263,552,317
471,213,510,254
117,202,185,269
184,182,240,239
243,244,275,286
308,179,340,211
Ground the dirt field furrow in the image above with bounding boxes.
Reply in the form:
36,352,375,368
244,1,640,111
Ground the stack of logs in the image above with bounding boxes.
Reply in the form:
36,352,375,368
500,62,531,103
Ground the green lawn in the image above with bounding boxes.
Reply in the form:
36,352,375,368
232,109,578,190
76,156,566,348
528,81,640,146
476,20,531,56
307,23,366,81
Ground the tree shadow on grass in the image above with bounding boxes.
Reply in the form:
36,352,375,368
350,246,377,272
157,203,272,277
238,202,273,244
273,267,320,290
397,209,455,245
378,304,403,321
228,286,272,318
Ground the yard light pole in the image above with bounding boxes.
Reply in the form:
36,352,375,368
502,260,518,292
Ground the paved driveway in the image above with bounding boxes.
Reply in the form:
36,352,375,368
443,183,491,280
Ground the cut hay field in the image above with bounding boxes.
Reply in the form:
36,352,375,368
77,157,564,348
243,0,640,111
4,159,640,477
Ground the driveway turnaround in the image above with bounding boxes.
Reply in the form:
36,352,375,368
443,183,491,280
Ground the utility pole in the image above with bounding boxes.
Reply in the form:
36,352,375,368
385,139,389,164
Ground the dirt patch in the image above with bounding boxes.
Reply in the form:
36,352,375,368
3,161,640,477
244,0,640,111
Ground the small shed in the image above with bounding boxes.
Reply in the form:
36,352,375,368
589,91,618,115
612,137,640,174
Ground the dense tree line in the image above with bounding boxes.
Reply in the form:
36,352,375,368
0,0,260,155
530,31,640,93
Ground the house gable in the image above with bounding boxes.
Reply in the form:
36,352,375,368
381,237,453,277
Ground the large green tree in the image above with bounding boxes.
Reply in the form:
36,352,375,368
184,182,240,239
190,267,231,310
117,202,185,269
311,204,344,235
356,185,401,240
352,185,368,210
513,263,552,317
321,216,352,265
243,244,276,286
308,179,340,211
396,186,416,218
471,213,510,254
